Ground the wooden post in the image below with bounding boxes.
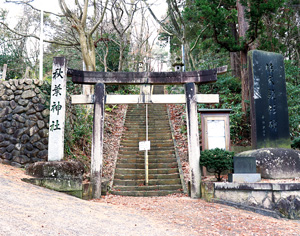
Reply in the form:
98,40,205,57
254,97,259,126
48,57,67,161
91,83,105,198
185,82,201,198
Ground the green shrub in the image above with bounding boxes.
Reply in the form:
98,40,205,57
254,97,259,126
292,137,300,150
200,148,234,181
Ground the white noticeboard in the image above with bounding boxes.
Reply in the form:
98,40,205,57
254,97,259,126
207,120,226,150
139,141,151,151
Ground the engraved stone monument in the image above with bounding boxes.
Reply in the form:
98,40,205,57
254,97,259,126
248,50,290,149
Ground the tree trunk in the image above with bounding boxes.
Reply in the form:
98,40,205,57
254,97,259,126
237,0,250,113
230,52,241,78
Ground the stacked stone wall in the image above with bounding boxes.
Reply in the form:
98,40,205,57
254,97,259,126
0,79,49,167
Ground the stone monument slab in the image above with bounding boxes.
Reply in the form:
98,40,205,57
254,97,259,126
233,156,256,173
248,50,290,149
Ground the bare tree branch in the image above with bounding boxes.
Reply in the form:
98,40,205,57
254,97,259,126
0,21,80,46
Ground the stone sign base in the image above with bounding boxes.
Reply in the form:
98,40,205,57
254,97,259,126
201,182,300,219
23,161,84,198
228,173,261,183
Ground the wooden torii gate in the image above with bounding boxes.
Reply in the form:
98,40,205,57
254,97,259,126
66,65,226,199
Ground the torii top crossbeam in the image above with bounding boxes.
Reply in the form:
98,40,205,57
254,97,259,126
67,66,227,85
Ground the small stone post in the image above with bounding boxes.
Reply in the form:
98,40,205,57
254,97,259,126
91,83,105,198
48,57,67,161
185,82,201,198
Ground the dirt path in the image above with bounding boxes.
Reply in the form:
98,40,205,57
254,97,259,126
1,164,300,236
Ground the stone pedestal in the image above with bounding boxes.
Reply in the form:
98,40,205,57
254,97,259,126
228,173,261,183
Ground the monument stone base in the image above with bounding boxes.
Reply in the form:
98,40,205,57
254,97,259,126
228,173,261,183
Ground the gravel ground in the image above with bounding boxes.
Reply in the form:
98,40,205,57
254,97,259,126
1,164,300,236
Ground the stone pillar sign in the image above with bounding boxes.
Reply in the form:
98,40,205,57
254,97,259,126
248,50,290,149
48,57,67,161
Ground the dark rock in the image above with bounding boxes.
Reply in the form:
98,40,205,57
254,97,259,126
18,99,29,106
24,79,33,85
10,138,17,144
34,104,45,112
41,138,48,145
11,120,17,127
14,90,23,95
0,134,4,142
42,109,50,118
0,141,10,147
37,120,45,129
3,152,12,160
10,100,17,110
0,101,9,108
36,112,43,120
26,143,34,151
14,114,26,123
6,89,13,95
3,121,11,128
237,148,300,179
21,134,30,144
17,84,24,90
13,155,30,164
14,95,20,102
34,87,41,94
6,127,16,134
26,161,84,179
4,134,10,140
34,142,45,150
29,126,39,136
39,129,48,138
13,106,26,114
32,97,40,103
0,124,5,133
11,162,23,168
25,120,35,128
0,147,6,154
24,85,33,90
22,90,36,99
26,108,36,115
0,107,12,118
14,128,29,139
30,133,40,143
28,115,38,121
6,144,15,153
37,150,48,159
8,95,14,101
6,113,13,121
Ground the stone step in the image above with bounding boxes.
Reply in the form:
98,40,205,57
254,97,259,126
112,184,182,192
110,190,182,197
118,154,176,160
114,173,180,180
113,178,181,186
118,150,175,155
117,157,177,164
115,168,179,175
116,162,178,169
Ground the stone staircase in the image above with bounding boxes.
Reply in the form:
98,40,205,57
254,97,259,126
111,91,183,196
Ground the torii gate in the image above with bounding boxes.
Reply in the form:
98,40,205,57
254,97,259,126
48,57,226,199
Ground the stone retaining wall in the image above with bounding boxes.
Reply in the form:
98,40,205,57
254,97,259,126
213,182,300,219
0,79,49,167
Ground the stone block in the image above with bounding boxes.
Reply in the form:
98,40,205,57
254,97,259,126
228,173,261,183
26,161,84,179
237,148,300,179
